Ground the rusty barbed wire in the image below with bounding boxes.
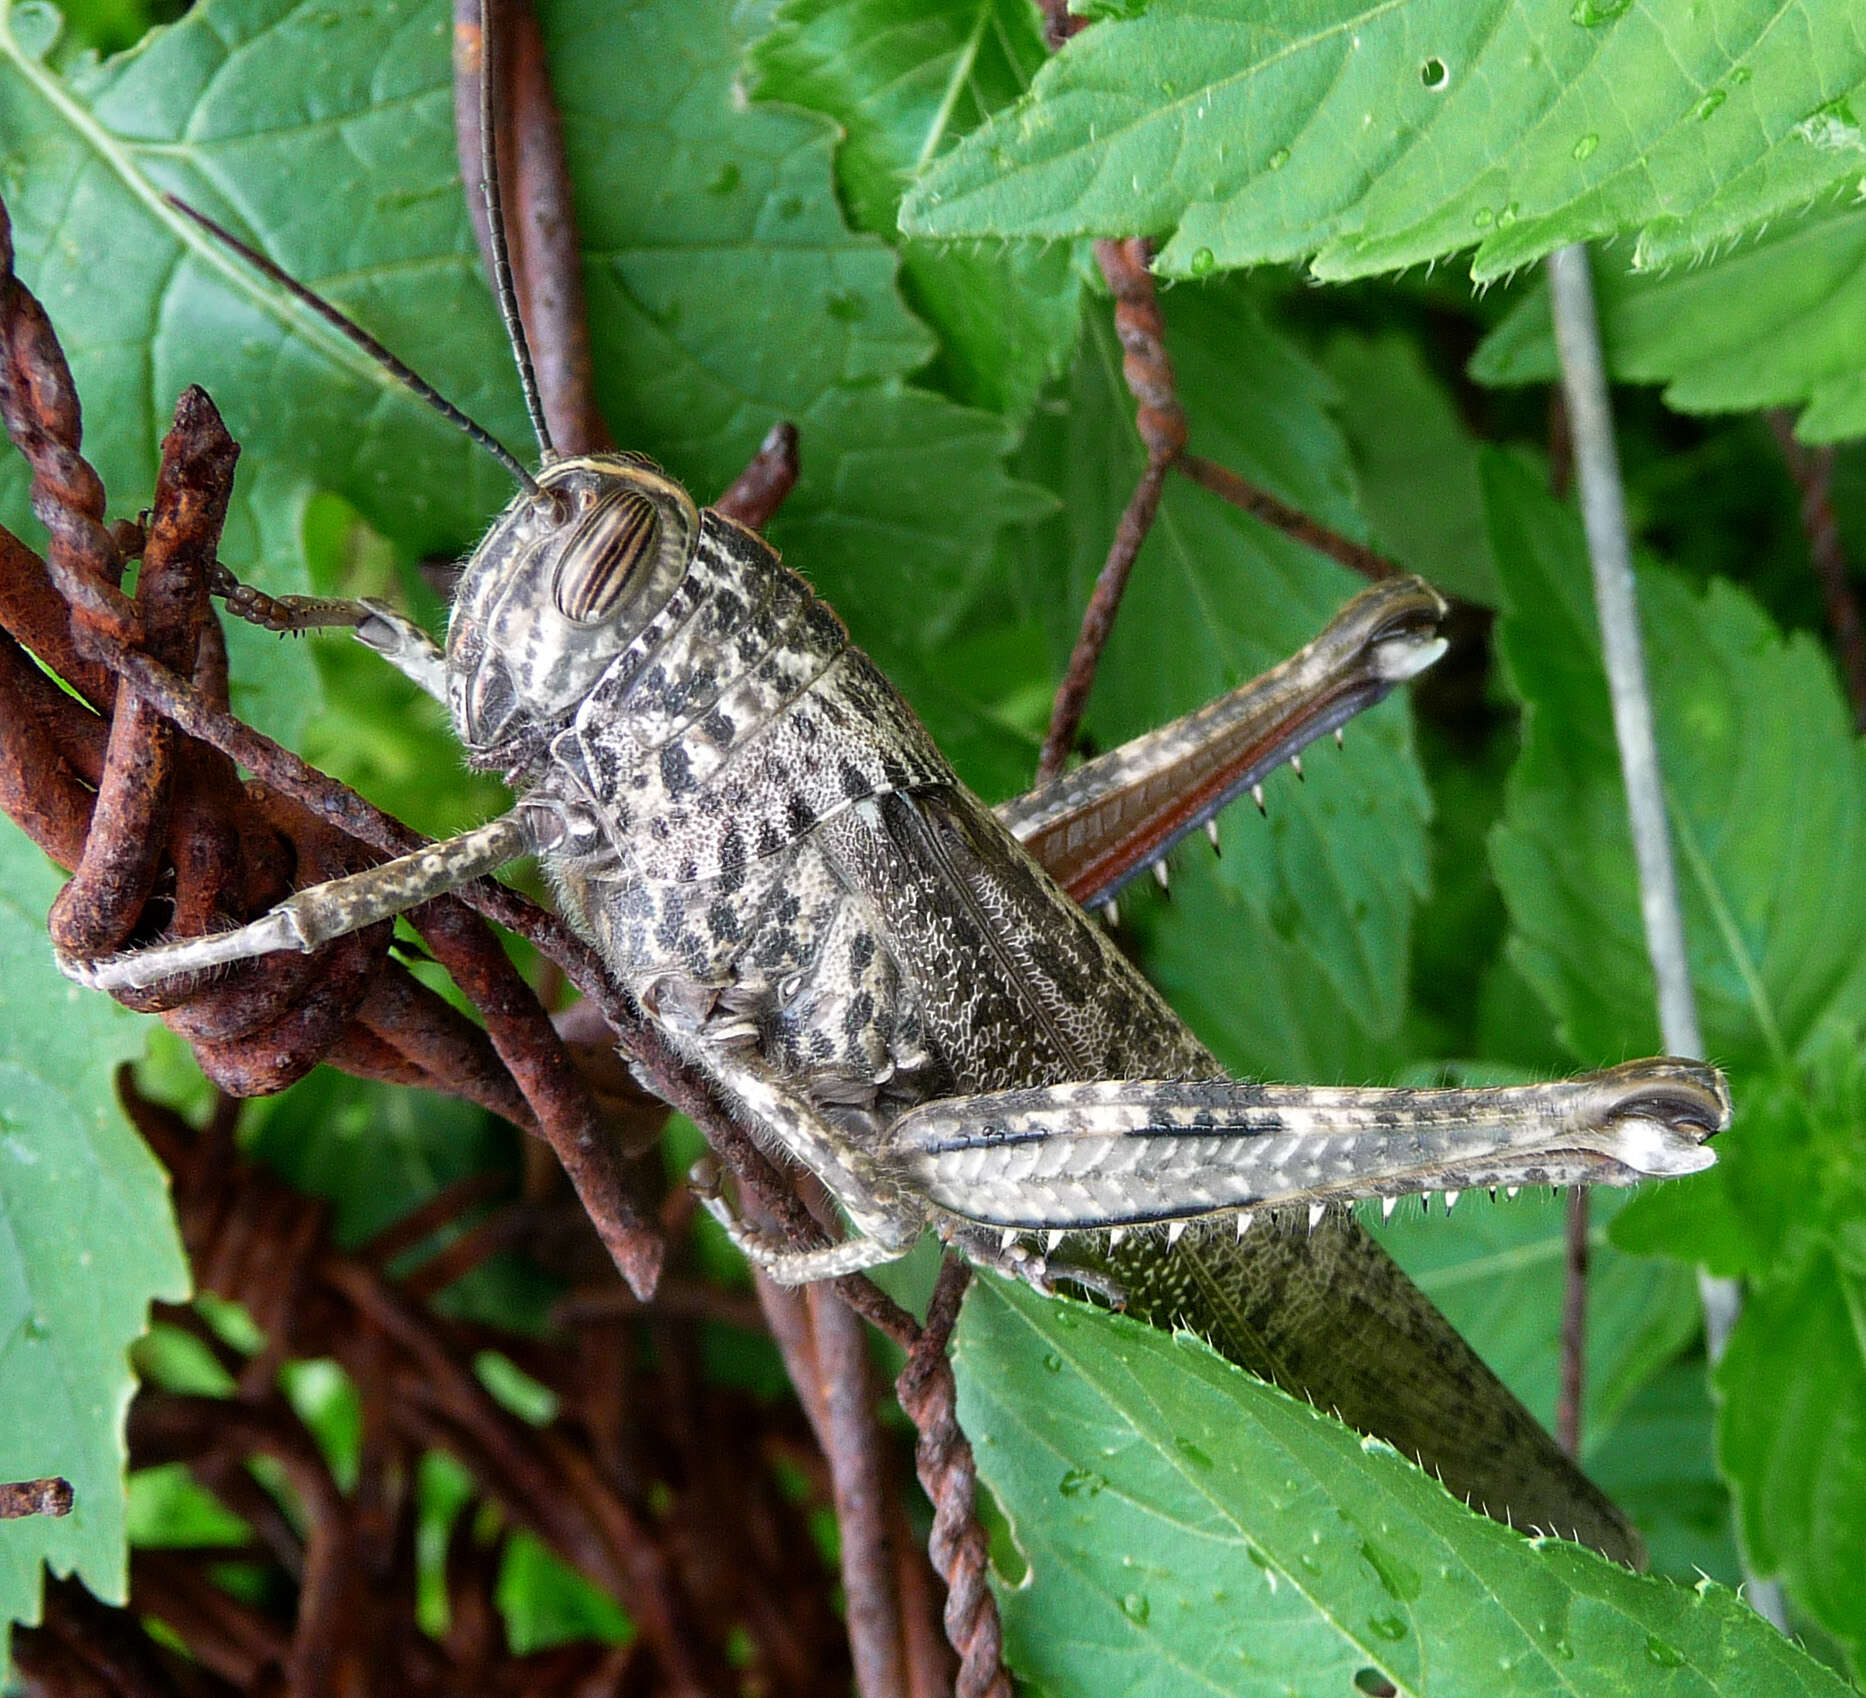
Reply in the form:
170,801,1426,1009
0,1479,71,1520
1033,231,1400,783
84,1075,854,1698
715,421,803,533
0,196,669,1299
453,0,610,460
1037,236,1187,783
1028,0,1406,782
896,1261,1010,1698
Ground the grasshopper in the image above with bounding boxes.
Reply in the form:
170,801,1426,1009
43,1,1725,1569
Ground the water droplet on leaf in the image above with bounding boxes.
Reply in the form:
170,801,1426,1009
1189,247,1216,277
1059,1468,1107,1498
1360,1541,1423,1602
1796,98,1861,151
1174,1436,1214,1468
1121,1592,1151,1624
1573,132,1600,160
1420,57,1448,89
1645,1636,1687,1669
1268,146,1291,170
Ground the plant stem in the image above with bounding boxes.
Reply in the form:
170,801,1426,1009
1546,242,1789,1630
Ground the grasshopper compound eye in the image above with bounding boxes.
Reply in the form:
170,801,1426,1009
552,486,664,623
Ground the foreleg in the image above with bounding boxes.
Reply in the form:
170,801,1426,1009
57,812,537,991
210,564,448,702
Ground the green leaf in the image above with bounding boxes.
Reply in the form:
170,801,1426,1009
900,0,1866,284
1006,279,1429,1080
749,0,1083,417
497,1529,634,1655
1615,1038,1866,1665
1583,1355,1742,1590
955,1275,1852,1698
125,1463,251,1551
1484,448,1866,1071
1371,1188,1700,1447
0,828,187,1663
1719,1244,1866,1673
34,0,163,61
1473,202,1866,444
1321,330,1500,606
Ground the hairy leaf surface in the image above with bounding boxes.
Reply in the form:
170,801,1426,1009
901,0,1866,283
1718,1243,1866,1673
955,1275,1851,1698
1473,202,1866,444
750,0,1082,418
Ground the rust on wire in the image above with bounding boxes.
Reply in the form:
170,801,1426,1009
0,197,136,650
99,1076,843,1697
0,187,665,1297
1037,236,1187,783
898,1260,1012,1698
0,1478,72,1520
715,420,803,532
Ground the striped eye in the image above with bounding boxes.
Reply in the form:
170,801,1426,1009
552,487,661,623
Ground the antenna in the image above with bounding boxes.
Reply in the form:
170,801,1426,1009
479,0,555,460
164,194,543,500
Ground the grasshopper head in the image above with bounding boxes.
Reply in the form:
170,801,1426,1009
447,453,700,757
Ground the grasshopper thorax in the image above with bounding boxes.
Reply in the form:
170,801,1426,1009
447,453,701,758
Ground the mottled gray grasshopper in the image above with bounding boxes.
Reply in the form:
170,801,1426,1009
51,8,1725,1566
